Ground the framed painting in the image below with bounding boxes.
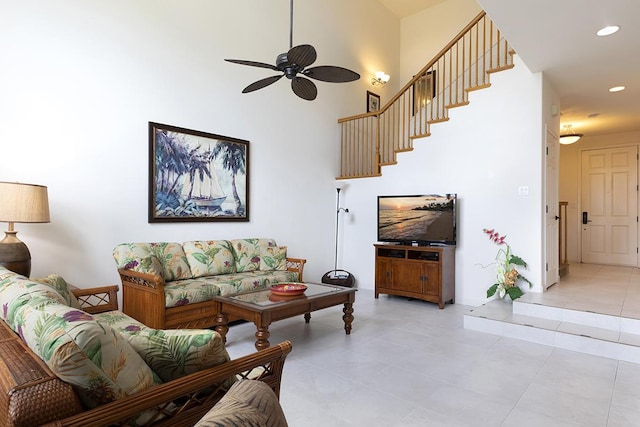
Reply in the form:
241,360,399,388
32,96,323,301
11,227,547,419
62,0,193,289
412,70,437,115
366,90,380,112
148,122,249,222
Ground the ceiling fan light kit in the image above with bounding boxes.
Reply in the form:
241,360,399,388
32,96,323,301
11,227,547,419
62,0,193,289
225,0,360,100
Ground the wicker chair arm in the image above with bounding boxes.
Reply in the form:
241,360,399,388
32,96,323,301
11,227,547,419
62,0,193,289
286,257,307,282
51,340,293,427
71,285,119,314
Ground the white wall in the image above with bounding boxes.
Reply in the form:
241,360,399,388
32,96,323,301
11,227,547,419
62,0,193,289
400,0,482,81
340,55,545,306
0,0,399,286
559,130,640,262
1,1,550,308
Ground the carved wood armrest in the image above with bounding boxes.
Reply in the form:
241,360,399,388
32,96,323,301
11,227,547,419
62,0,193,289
117,268,165,291
71,285,119,314
54,340,293,427
286,257,307,282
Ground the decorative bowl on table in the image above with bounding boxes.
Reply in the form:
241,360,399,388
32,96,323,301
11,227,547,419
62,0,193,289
270,283,308,296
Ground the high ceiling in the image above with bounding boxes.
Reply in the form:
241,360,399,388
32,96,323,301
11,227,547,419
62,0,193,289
377,0,446,18
378,0,640,138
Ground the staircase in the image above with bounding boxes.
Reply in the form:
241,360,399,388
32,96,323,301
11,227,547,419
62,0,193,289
336,11,515,179
464,295,640,364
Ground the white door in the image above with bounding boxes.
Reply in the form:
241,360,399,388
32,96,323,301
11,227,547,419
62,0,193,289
545,128,559,289
581,146,638,266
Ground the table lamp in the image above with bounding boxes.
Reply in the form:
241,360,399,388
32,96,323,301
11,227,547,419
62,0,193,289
0,182,50,277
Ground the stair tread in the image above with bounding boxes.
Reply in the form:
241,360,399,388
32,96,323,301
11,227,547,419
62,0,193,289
464,300,640,362
465,300,639,339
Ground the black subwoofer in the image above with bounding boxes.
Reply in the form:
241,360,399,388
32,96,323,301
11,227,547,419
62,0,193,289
321,270,355,288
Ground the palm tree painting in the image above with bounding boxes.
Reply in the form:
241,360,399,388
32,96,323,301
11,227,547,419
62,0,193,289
149,122,249,222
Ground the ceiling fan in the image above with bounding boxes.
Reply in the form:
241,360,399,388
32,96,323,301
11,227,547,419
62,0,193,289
224,0,360,101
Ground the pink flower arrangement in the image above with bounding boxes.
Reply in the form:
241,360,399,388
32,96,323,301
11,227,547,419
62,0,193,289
483,228,532,300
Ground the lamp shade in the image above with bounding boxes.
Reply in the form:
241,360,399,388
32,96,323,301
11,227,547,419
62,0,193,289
0,182,50,223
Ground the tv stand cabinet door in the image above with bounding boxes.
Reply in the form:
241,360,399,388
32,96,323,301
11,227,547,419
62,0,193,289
391,261,424,294
375,257,393,296
423,263,440,297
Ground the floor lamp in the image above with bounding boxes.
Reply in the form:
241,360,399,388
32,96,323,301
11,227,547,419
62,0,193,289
322,183,355,287
0,182,50,277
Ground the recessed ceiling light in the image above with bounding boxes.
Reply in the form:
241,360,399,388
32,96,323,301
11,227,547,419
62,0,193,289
609,86,625,92
597,25,620,36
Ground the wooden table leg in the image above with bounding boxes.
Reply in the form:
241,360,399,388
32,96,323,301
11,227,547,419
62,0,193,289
255,325,271,350
343,302,354,335
214,312,229,343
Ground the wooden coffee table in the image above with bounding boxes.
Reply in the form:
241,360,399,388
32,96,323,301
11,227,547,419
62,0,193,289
212,283,356,350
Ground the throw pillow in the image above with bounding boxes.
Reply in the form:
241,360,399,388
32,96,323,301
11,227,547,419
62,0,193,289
95,311,234,385
34,274,81,308
194,380,288,427
123,255,164,278
113,242,192,281
15,303,158,409
231,238,277,273
260,246,288,271
183,240,237,278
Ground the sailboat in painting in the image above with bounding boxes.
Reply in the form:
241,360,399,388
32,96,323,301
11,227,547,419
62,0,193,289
181,160,226,210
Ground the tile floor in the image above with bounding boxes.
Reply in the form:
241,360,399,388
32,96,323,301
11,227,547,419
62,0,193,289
223,264,640,426
522,263,640,319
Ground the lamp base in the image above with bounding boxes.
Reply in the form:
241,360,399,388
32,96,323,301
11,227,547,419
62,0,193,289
321,270,355,288
0,232,31,277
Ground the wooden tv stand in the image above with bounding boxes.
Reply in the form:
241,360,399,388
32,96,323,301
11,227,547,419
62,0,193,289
374,244,455,309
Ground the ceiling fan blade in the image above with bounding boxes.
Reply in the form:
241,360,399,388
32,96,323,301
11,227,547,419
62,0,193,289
303,66,360,83
225,59,279,71
287,44,317,68
291,77,317,101
242,75,284,93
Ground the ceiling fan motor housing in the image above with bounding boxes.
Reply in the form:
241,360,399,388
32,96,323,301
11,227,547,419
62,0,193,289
276,53,298,79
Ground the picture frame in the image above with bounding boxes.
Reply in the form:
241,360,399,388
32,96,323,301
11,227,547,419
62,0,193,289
366,90,381,112
412,70,437,115
148,122,249,222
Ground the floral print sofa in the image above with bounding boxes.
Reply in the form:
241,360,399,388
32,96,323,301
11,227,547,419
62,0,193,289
113,238,306,329
0,266,292,426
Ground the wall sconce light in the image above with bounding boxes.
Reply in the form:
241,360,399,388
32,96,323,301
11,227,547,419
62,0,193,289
559,125,583,145
371,71,390,87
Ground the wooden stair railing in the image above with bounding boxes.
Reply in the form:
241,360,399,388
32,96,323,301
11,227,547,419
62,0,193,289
559,201,569,277
337,11,515,179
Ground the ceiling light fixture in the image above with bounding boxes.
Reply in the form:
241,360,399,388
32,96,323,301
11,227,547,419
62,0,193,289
596,25,620,36
609,86,625,92
371,71,390,87
559,125,583,145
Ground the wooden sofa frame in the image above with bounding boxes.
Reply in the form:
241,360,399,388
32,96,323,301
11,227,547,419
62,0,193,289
0,285,292,427
118,257,306,329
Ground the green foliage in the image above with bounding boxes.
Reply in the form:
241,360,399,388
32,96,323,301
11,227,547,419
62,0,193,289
486,283,499,298
509,255,527,267
483,228,533,301
505,286,524,300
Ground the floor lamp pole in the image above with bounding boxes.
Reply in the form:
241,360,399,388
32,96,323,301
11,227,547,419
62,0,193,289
322,186,354,287
333,188,341,274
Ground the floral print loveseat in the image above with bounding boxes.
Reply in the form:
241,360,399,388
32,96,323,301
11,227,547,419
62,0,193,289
113,238,306,329
0,266,292,426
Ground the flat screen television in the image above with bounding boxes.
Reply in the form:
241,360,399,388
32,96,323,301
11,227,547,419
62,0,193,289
377,193,457,246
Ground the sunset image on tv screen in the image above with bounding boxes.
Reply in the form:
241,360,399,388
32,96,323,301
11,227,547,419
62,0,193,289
378,194,455,242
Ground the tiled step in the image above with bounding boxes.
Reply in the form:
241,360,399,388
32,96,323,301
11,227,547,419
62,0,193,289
463,299,640,364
